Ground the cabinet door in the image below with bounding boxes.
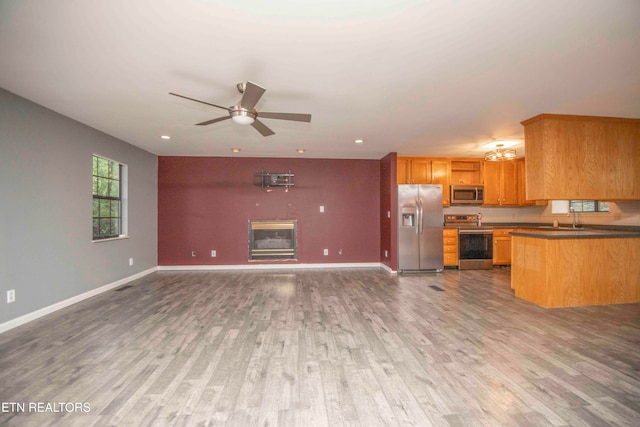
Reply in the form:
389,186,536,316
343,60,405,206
397,158,410,184
483,161,501,205
431,160,450,206
516,158,534,205
411,159,431,184
493,231,512,265
501,161,518,205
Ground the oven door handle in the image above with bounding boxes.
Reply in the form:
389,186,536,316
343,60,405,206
459,229,493,234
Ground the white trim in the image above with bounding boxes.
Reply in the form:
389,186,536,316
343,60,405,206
0,267,157,334
92,235,130,243
380,263,397,274
158,262,382,271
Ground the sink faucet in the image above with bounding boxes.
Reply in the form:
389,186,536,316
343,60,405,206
569,207,578,229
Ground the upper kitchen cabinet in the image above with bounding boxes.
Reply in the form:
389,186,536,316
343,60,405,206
521,114,640,200
450,160,483,185
483,160,518,206
397,158,431,184
515,158,547,206
397,157,451,205
431,160,451,206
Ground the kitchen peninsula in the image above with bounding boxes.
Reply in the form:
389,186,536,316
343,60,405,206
510,229,640,308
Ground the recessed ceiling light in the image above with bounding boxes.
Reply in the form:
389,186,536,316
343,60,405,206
231,148,241,153
296,149,306,154
160,135,171,140
354,139,364,144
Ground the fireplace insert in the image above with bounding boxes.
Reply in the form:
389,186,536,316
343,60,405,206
248,220,297,261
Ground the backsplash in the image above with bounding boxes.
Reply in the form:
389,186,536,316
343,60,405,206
444,201,640,226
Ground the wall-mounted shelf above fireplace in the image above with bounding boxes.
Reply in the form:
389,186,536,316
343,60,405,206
254,170,294,191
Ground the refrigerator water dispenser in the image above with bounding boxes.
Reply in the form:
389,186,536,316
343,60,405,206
401,208,416,227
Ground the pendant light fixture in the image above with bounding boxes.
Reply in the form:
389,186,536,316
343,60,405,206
485,143,516,161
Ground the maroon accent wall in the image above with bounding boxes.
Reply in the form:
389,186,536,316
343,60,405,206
158,157,381,265
380,153,398,271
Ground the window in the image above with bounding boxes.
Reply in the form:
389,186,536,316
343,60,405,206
570,200,609,213
92,155,127,240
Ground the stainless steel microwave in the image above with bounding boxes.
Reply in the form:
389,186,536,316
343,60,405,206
450,185,484,205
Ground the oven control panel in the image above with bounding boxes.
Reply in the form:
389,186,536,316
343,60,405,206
444,214,479,225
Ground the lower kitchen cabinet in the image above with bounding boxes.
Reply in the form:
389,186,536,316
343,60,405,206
493,228,514,265
443,228,458,267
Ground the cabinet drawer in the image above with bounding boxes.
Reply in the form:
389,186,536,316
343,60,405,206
444,253,458,266
493,229,514,237
443,245,458,253
443,238,458,245
443,228,458,237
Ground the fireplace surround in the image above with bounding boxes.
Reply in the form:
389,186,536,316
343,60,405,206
248,220,297,261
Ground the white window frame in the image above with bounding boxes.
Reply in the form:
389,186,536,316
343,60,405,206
92,154,129,242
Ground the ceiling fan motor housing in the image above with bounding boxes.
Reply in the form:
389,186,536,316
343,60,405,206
230,107,256,125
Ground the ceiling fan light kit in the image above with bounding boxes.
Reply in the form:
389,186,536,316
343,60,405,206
170,81,311,137
230,108,256,125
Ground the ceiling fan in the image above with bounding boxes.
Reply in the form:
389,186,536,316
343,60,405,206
169,81,311,137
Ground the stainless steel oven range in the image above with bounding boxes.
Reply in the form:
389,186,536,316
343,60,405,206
444,214,493,270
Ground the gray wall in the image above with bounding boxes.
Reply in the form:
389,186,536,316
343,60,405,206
0,88,157,325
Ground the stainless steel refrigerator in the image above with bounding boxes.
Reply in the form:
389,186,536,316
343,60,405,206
398,184,444,272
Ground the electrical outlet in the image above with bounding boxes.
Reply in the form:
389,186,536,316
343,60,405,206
338,249,343,255
323,249,328,256
320,205,325,213
387,211,391,218
211,250,216,257
7,289,15,304
191,251,196,257
129,258,134,266
384,250,388,258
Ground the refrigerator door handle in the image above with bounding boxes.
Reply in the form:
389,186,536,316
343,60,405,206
417,197,423,234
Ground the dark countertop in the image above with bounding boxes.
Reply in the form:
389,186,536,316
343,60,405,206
510,229,640,239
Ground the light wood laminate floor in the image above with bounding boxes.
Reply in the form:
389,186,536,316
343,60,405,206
1,268,640,426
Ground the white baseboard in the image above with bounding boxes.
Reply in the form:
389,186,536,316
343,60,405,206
380,263,398,274
0,267,157,334
158,262,383,271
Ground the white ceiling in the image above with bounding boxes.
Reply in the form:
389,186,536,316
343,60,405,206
1,0,639,160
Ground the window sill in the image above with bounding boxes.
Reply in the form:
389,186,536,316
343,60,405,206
92,235,130,243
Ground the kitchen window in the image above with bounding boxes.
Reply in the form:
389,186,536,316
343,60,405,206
92,155,128,241
570,200,609,213
551,200,609,214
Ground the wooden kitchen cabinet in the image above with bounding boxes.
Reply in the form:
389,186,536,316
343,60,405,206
516,158,535,206
521,114,640,200
397,157,430,184
483,161,518,206
443,228,458,267
431,160,451,206
397,157,451,206
492,228,514,265
450,160,483,185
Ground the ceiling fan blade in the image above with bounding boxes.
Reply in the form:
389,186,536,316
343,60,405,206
258,112,312,122
240,81,266,111
251,119,275,137
195,116,231,126
169,92,231,111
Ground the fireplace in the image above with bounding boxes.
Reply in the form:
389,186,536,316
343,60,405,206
248,220,297,261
